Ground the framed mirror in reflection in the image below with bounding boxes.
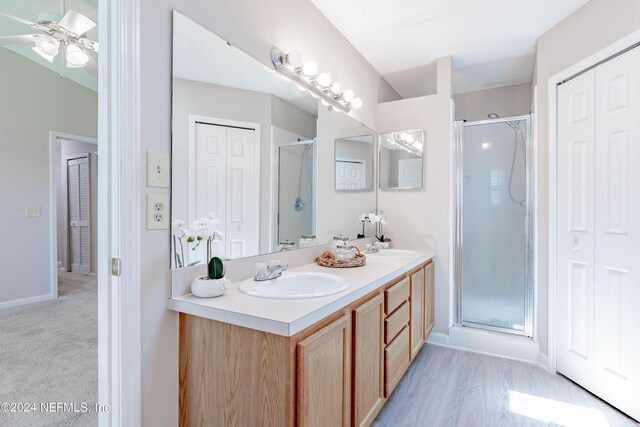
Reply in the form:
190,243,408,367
335,135,374,191
379,129,425,190
171,11,377,268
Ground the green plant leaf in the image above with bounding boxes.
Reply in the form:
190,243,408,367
208,257,225,280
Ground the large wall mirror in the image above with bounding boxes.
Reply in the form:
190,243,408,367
335,135,374,191
171,11,377,267
379,129,425,190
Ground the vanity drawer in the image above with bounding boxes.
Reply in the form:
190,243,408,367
385,277,410,314
384,325,410,397
385,301,409,344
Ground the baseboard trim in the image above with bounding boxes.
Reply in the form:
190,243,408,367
426,332,449,347
0,293,53,309
536,352,550,372
425,326,542,365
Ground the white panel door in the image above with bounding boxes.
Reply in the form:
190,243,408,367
557,69,597,391
398,158,422,188
68,155,91,275
225,127,258,259
195,123,227,260
335,160,366,190
593,47,640,421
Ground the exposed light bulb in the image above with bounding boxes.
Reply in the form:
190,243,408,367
286,50,303,68
34,35,59,56
301,60,317,76
351,97,362,109
330,82,342,95
406,134,415,143
342,89,355,103
66,43,90,67
400,132,408,141
316,72,332,87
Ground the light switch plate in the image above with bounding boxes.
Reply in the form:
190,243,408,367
26,206,41,217
147,150,170,188
147,194,170,230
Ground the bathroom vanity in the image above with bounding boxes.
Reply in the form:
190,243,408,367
171,252,434,427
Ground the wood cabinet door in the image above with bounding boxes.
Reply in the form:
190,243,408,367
424,261,435,338
298,314,351,427
410,268,425,360
352,294,384,427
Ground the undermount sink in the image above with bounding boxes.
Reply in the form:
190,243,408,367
368,249,421,259
238,272,350,299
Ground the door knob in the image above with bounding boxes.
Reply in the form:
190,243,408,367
572,237,579,250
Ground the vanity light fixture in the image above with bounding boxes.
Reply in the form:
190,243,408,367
271,48,362,113
384,130,424,155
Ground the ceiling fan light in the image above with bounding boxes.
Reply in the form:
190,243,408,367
32,46,55,63
66,43,90,66
34,35,59,56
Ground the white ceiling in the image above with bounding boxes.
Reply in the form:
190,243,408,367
0,0,98,91
173,12,318,116
310,0,590,97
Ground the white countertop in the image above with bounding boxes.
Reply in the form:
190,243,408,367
168,250,435,337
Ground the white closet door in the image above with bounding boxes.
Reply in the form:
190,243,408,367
593,47,640,420
335,160,366,190
225,127,258,259
68,155,91,274
557,69,597,391
195,122,227,260
398,158,423,188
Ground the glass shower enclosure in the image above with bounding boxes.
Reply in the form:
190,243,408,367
454,115,533,336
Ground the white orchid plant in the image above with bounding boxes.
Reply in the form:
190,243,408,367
172,212,224,269
357,212,387,240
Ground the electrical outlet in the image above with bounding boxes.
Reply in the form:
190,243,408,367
147,194,169,230
25,205,41,217
147,150,170,188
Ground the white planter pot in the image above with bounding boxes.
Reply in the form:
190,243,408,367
190,276,231,298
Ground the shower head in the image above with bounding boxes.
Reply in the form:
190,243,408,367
488,113,520,130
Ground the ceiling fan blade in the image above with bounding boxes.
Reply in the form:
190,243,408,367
58,10,96,36
0,34,37,46
85,54,98,77
0,11,37,27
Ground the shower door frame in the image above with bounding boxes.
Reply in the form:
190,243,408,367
454,114,534,337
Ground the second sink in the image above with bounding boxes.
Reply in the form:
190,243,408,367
238,272,350,299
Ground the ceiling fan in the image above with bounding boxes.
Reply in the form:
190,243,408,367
0,9,98,75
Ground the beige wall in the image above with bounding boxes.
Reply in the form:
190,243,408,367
453,83,532,122
533,0,640,357
139,0,400,424
0,48,97,306
376,57,453,338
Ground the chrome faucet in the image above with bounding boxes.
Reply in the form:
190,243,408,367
365,242,383,254
254,261,289,281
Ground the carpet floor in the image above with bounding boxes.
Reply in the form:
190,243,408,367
0,273,98,427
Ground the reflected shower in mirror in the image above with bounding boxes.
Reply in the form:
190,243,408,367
379,129,425,190
171,11,377,267
335,134,374,191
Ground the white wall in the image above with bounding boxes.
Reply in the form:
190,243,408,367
0,48,97,306
453,83,532,122
376,57,453,337
139,0,400,424
316,108,377,243
56,139,98,274
533,0,640,357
